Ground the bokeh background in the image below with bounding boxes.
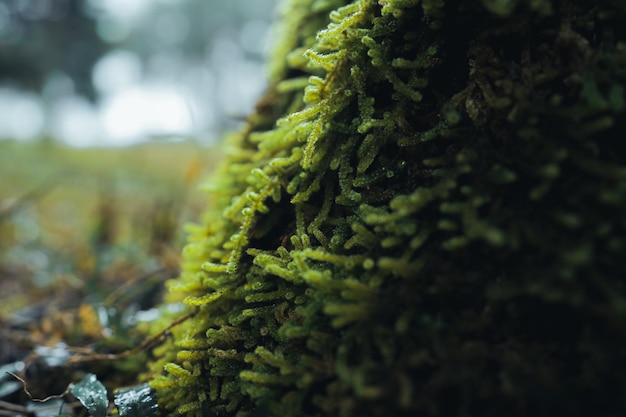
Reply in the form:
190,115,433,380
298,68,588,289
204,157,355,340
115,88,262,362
0,0,276,146
0,1,277,398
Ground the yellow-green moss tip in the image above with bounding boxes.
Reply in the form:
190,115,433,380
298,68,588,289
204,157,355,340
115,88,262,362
147,0,626,416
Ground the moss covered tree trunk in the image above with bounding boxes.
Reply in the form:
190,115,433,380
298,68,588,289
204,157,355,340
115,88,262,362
147,1,626,416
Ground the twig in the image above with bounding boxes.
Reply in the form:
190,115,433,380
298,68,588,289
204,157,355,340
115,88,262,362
67,310,196,363
103,267,169,307
6,372,71,403
0,410,26,417
0,400,29,413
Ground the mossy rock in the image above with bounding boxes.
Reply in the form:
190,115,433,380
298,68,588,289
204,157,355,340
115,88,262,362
147,0,626,416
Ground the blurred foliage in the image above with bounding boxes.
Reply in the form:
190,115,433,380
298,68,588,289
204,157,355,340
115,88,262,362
120,0,276,59
0,0,107,99
0,139,219,415
0,0,276,100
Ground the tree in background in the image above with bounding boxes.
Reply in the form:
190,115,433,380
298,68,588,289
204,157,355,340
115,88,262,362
0,0,277,144
0,0,106,98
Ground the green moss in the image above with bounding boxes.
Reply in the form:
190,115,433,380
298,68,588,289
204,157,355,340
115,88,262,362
147,0,626,416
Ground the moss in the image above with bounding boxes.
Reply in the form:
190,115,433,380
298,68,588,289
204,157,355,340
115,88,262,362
147,0,626,416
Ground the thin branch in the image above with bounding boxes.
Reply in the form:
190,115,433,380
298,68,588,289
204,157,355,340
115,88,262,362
0,400,29,413
103,267,169,307
0,409,26,417
67,310,196,364
6,372,71,403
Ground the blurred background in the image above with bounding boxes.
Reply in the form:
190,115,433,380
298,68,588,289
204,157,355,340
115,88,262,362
0,0,278,396
0,0,276,146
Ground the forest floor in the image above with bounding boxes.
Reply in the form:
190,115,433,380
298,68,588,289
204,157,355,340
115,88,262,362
0,139,219,416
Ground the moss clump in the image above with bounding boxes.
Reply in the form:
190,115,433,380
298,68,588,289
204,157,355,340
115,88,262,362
147,0,626,416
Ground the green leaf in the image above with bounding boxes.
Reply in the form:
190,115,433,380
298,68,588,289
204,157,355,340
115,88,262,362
70,374,109,417
113,383,158,417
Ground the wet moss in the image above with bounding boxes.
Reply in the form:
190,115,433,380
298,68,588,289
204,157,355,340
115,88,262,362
147,0,626,416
